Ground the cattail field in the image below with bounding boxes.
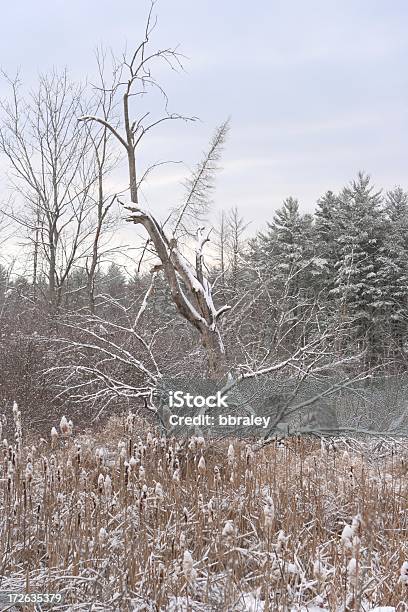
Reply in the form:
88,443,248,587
0,404,406,611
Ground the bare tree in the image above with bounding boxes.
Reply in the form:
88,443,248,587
0,70,117,314
79,5,231,380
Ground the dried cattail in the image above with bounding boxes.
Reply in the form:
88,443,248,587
51,427,58,449
347,557,358,586
139,465,145,480
68,420,74,435
128,456,137,470
99,527,108,542
196,436,205,450
198,455,206,474
245,444,254,465
341,524,353,551
183,506,189,523
182,550,197,583
126,412,134,433
59,416,70,437
227,443,235,465
155,481,164,500
104,475,112,498
351,513,362,536
276,530,289,553
400,561,408,586
352,535,361,554
25,462,33,484
98,473,105,493
222,519,235,539
263,496,275,530
245,468,253,482
173,468,180,483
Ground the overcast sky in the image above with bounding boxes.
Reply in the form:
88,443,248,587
0,0,407,233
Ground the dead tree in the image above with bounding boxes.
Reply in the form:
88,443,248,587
79,5,231,380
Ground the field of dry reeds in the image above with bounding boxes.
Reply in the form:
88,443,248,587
0,404,407,611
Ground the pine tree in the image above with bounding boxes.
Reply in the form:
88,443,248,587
314,190,341,293
331,173,387,366
255,197,318,349
381,187,408,357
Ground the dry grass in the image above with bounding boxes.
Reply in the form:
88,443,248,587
0,407,407,611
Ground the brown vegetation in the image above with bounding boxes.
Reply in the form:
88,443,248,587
1,407,407,610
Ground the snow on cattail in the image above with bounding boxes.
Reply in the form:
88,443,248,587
227,443,235,465
25,462,33,484
196,436,205,450
104,475,112,498
198,454,206,474
155,481,164,499
222,519,236,540
182,550,197,583
96,447,108,465
341,524,353,550
129,456,138,468
173,468,180,483
263,496,275,530
126,412,134,433
276,530,289,553
59,416,70,437
351,513,362,535
352,535,361,554
244,468,253,481
99,527,108,542
51,427,58,448
245,444,254,465
98,473,104,493
347,557,358,585
120,446,127,460
400,561,408,586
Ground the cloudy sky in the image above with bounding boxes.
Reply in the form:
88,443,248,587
0,0,407,233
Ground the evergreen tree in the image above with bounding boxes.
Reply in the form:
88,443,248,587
331,173,387,366
381,187,408,357
314,190,341,293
